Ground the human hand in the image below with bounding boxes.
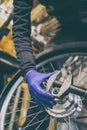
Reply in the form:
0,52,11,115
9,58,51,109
26,70,55,110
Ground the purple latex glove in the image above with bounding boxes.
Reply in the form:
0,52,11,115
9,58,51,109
26,70,55,109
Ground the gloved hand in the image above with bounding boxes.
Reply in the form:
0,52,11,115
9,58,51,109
26,70,55,110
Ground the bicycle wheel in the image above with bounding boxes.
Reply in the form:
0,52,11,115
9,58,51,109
0,42,87,130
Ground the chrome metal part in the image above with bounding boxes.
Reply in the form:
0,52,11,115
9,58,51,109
46,71,82,119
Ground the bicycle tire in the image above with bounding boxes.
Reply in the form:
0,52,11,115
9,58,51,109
0,42,87,130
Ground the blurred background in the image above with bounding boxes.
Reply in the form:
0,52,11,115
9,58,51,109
0,0,59,56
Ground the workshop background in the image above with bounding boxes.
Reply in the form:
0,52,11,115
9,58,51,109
0,0,59,56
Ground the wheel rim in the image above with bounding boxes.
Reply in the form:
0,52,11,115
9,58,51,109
1,52,87,130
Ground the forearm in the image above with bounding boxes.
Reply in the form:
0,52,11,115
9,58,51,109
13,0,36,75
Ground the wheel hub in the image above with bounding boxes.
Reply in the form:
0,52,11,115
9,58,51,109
45,71,82,120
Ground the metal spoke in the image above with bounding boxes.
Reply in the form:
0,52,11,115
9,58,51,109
41,65,46,73
21,112,49,130
8,85,21,130
35,115,49,130
4,110,45,126
50,61,55,71
6,104,38,115
21,115,49,130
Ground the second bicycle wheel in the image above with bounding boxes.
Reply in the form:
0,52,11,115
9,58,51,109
0,42,87,130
